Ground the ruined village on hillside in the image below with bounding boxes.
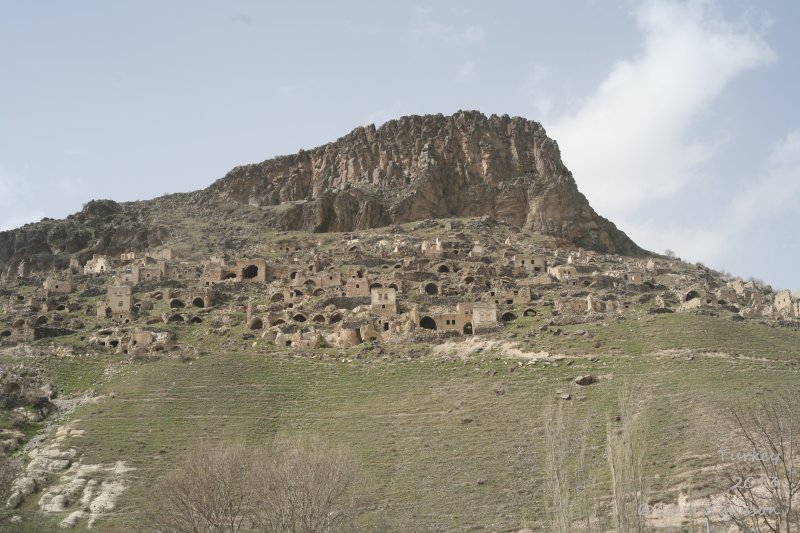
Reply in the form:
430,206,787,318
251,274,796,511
1,217,798,359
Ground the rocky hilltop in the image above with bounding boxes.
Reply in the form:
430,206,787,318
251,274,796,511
207,111,643,254
0,111,644,276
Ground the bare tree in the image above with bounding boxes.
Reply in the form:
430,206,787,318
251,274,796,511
146,441,256,533
251,436,360,533
606,384,649,533
715,395,800,532
543,400,598,532
544,400,573,533
145,437,361,533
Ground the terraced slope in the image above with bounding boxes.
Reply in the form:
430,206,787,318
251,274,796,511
6,313,799,531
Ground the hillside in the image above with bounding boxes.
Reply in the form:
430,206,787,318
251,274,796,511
0,111,643,278
1,112,799,532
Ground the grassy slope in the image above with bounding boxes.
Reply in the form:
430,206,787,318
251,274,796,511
8,312,799,531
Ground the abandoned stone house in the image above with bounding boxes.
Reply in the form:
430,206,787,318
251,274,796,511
163,263,200,281
187,288,215,309
345,277,371,297
730,280,758,296
716,286,738,305
201,261,238,284
371,287,397,316
548,264,577,280
743,289,764,307
774,290,795,317
421,238,444,258
43,273,73,295
587,294,610,313
98,285,135,322
513,255,547,273
83,255,112,275
680,289,717,311
117,265,163,286
624,268,643,284
557,297,588,315
487,287,531,306
413,301,497,335
235,259,268,282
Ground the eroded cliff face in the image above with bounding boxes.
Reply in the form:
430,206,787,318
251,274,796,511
0,200,168,275
0,111,645,275
207,111,643,255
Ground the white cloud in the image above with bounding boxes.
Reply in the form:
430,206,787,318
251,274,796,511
623,130,800,263
409,21,485,46
550,0,775,214
726,130,800,227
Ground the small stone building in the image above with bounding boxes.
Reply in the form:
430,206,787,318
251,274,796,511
43,273,73,294
235,259,268,282
84,255,112,274
98,286,135,322
513,255,547,273
548,264,577,280
345,278,370,297
774,290,795,317
471,302,497,332
371,287,397,316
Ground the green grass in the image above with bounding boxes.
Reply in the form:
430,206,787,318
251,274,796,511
3,311,797,531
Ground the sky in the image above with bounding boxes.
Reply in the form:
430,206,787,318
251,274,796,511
1,0,798,290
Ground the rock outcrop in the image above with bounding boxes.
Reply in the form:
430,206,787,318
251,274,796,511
0,111,645,275
206,111,643,255
0,200,168,274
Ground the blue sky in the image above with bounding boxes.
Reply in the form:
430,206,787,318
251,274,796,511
1,0,798,290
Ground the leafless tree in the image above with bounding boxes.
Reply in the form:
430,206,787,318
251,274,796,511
146,441,256,533
145,437,361,533
715,395,800,532
606,383,649,533
543,400,598,532
251,436,360,533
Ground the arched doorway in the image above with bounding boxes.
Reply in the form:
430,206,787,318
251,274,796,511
685,290,701,302
420,316,437,330
463,322,473,335
242,265,259,279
